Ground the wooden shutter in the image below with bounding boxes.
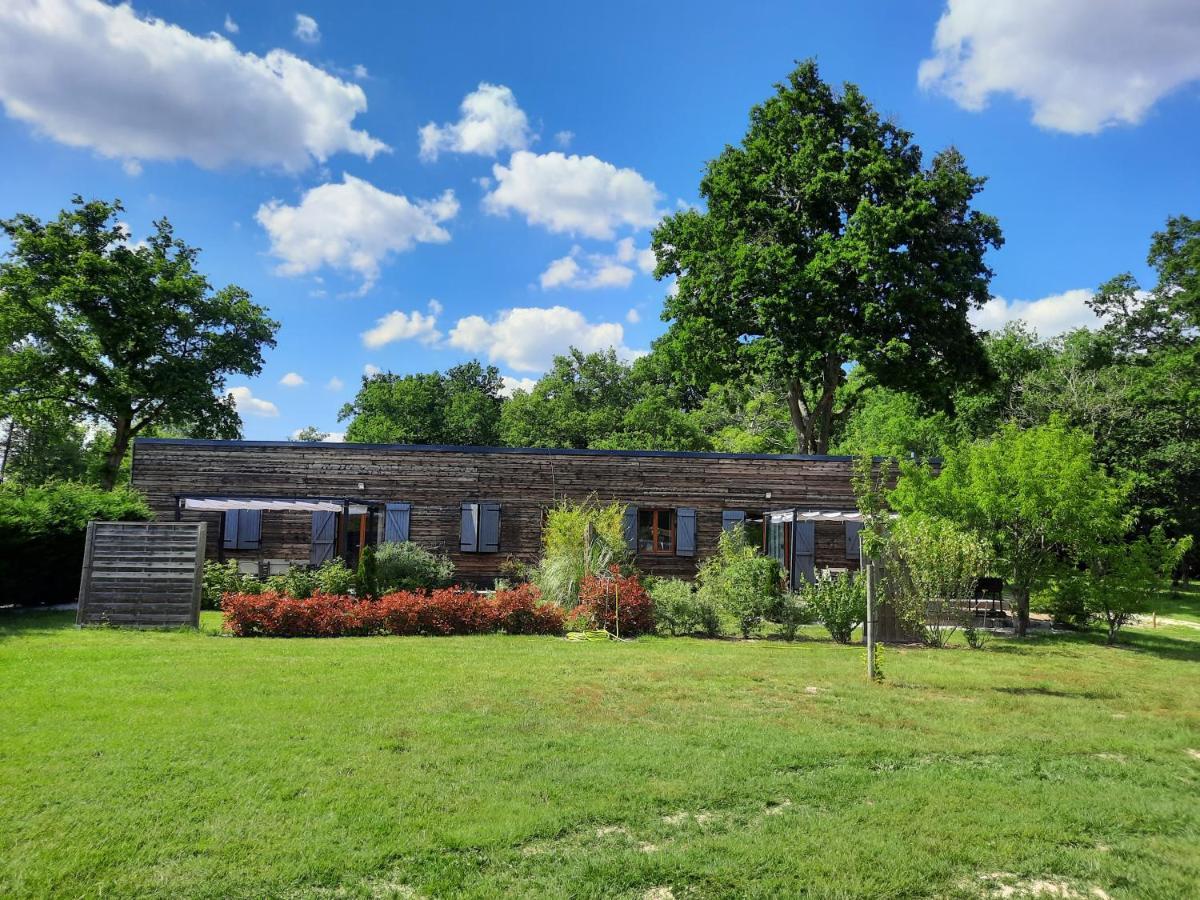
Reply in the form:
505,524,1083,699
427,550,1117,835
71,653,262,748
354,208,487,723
721,510,746,531
385,502,411,543
237,510,262,550
222,510,239,550
676,508,696,556
845,521,863,560
460,503,479,553
623,505,638,551
478,502,501,553
793,519,815,585
310,511,336,565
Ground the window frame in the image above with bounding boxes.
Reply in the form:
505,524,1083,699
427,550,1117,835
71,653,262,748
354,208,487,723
637,507,676,555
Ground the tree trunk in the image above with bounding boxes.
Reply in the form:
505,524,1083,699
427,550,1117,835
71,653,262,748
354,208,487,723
100,416,131,491
1014,586,1030,637
786,359,843,455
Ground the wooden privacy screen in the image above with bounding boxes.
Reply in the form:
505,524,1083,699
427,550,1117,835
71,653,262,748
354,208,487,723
76,521,206,628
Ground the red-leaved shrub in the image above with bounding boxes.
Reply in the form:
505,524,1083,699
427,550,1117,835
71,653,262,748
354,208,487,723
221,585,565,638
576,569,656,636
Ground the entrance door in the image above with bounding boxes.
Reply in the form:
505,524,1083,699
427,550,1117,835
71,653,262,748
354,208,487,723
341,513,370,568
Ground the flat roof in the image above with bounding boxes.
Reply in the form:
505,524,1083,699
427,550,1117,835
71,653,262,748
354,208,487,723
134,437,870,464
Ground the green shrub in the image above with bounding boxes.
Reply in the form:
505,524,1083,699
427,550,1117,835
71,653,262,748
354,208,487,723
375,541,454,592
0,480,152,605
533,496,630,607
697,526,783,638
266,566,319,599
695,595,722,637
315,559,357,596
650,577,699,636
201,560,264,609
776,592,812,641
356,545,379,600
803,571,866,644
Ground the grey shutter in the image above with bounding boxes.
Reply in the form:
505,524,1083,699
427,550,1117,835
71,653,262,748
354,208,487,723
385,502,411,543
722,510,746,531
478,502,501,553
237,510,262,550
676,508,696,557
460,503,479,553
845,520,863,560
793,519,816,586
310,511,336,566
222,510,239,550
623,505,638,551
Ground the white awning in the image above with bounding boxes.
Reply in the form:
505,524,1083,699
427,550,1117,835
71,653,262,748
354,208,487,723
181,497,371,515
769,509,864,523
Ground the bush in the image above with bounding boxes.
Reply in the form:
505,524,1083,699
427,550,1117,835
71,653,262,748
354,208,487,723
222,585,566,638
697,526,783,638
356,544,379,600
0,480,153,605
201,560,264,610
804,571,866,644
576,568,655,636
533,496,630,607
375,541,455,592
649,577,699,635
776,592,812,641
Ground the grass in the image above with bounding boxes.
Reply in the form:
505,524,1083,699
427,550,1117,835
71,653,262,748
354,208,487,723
1,611,1198,899
1150,580,1200,623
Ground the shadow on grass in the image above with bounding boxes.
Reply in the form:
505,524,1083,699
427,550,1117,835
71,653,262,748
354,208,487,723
0,608,77,638
985,625,1200,663
993,685,1117,701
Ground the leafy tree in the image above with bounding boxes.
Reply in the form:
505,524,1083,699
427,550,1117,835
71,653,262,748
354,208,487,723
592,388,711,452
499,349,631,449
652,60,1002,453
339,360,503,445
691,378,794,455
0,197,278,489
890,420,1128,636
291,426,330,442
0,402,93,484
831,385,952,460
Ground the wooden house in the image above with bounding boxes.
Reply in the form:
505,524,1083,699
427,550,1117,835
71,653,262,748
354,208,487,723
132,438,866,587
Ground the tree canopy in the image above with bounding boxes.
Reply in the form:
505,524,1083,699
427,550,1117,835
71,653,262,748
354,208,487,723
0,197,278,488
338,360,504,446
652,60,1002,453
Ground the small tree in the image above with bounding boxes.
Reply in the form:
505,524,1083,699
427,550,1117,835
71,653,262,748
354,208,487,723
881,514,993,648
356,544,380,600
890,420,1129,636
1080,530,1192,644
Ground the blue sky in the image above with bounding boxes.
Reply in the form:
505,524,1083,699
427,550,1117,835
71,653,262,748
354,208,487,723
1,0,1198,439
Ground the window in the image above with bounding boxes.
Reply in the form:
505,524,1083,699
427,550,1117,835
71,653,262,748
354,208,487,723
637,508,675,554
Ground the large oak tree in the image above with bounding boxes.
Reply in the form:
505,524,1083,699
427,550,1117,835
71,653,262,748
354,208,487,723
652,61,1002,453
0,197,278,489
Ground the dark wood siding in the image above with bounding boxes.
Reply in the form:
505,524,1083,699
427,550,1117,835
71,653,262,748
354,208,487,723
132,440,864,584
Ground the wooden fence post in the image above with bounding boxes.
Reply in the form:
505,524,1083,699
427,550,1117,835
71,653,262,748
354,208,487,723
76,520,97,628
865,559,877,681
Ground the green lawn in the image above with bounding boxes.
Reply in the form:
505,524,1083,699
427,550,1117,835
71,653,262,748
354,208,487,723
1,612,1198,899
1150,581,1200,623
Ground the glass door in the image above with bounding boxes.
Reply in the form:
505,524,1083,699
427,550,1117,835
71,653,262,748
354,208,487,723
765,510,793,584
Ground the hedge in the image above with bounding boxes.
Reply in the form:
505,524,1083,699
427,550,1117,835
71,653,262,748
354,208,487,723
221,584,565,638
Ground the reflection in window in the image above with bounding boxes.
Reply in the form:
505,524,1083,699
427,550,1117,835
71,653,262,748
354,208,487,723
637,508,675,554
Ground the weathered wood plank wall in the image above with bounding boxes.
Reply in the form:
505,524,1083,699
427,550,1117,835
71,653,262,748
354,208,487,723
133,440,865,584
76,521,205,628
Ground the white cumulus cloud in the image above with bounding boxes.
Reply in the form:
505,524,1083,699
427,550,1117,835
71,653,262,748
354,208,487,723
363,363,382,377
256,174,458,292
0,0,386,171
228,386,279,417
279,372,306,387
539,238,656,290
448,305,641,372
419,83,533,161
293,13,320,44
499,375,538,397
919,0,1200,134
969,289,1108,337
326,376,345,391
291,427,344,442
223,14,238,34
625,308,640,324
483,151,661,239
361,300,444,348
